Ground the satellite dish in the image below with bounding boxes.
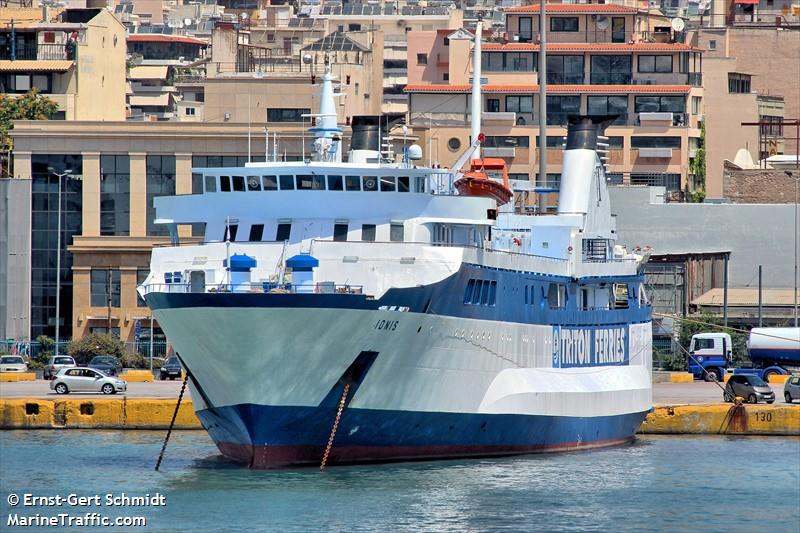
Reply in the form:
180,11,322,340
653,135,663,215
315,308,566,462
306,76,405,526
671,18,685,32
596,15,609,31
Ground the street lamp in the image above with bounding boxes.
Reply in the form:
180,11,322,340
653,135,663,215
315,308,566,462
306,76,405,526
47,167,72,357
787,171,799,327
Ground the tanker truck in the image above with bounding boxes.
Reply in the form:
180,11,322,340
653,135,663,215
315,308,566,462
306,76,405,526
687,327,799,381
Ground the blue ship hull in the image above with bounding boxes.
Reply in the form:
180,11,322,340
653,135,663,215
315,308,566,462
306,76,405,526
195,403,649,467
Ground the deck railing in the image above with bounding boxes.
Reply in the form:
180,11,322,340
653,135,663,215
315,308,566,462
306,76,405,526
142,282,365,296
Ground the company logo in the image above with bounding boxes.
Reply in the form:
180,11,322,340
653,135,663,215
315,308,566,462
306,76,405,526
552,326,628,368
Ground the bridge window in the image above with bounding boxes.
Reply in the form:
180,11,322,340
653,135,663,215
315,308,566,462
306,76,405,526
296,175,324,190
547,283,566,309
220,176,231,192
262,176,278,190
275,223,291,241
415,176,427,192
328,175,344,191
363,176,378,191
361,224,376,241
248,224,264,242
232,176,245,192
247,176,261,191
613,283,629,309
390,222,404,242
398,176,410,192
204,176,217,192
333,223,348,242
345,176,361,191
380,176,396,191
279,175,294,190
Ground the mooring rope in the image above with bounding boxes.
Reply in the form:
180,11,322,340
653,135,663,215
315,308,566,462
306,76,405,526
155,374,189,471
320,382,351,471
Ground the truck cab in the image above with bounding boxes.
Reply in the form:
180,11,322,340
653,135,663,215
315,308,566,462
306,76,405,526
688,332,732,382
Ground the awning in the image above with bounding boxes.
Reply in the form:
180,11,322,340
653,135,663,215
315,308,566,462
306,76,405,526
129,94,171,107
0,60,73,72
129,65,168,80
734,0,758,4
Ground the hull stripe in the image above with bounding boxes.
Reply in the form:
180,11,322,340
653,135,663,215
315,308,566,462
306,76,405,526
217,437,637,468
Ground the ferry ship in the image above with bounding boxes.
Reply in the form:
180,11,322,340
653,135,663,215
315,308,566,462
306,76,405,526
140,45,652,467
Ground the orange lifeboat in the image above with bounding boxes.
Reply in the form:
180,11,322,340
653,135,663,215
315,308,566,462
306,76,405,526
453,158,514,206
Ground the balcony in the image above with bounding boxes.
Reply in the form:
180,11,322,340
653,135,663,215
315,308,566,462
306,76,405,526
483,146,516,157
546,73,585,85
635,112,689,127
0,43,74,61
482,111,517,124
590,73,632,85
637,147,673,158
688,72,702,87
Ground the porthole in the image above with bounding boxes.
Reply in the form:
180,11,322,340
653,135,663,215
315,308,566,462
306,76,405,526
447,137,461,152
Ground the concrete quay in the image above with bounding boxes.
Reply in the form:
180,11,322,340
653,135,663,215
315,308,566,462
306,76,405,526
1,379,798,435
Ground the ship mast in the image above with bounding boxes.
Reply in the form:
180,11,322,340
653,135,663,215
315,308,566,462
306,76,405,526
307,58,344,163
471,19,483,161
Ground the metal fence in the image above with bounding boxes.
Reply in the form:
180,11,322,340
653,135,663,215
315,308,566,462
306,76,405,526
1,339,169,360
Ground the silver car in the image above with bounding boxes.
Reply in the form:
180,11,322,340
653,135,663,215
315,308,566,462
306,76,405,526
785,375,800,404
0,355,28,372
50,367,127,395
43,355,77,380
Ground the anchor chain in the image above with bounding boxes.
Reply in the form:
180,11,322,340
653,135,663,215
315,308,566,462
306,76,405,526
155,374,189,471
320,382,351,471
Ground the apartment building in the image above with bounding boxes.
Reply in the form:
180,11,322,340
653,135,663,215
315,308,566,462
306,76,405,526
406,3,704,194
126,33,208,121
0,7,126,121
8,120,317,343
204,21,384,122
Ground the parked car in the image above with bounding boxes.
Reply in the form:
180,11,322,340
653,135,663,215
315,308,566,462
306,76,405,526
50,367,127,395
88,355,122,376
159,356,183,380
0,355,28,373
724,374,775,404
784,375,800,404
43,355,77,380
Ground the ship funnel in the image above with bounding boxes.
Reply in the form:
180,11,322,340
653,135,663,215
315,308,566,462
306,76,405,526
347,116,381,164
565,115,617,151
557,116,615,238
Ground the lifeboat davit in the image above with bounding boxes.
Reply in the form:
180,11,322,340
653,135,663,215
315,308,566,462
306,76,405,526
453,158,514,206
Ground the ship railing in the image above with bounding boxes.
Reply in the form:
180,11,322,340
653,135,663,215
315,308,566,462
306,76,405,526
142,282,365,296
151,238,572,264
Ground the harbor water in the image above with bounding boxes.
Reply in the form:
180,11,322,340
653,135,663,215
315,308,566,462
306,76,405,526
1,431,798,532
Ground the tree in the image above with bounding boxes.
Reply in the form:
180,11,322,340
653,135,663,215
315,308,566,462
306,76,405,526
0,89,59,177
678,312,749,366
689,121,706,203
33,334,55,366
67,333,125,365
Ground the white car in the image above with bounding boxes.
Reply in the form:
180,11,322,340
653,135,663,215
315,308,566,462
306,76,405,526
0,355,28,373
50,367,127,395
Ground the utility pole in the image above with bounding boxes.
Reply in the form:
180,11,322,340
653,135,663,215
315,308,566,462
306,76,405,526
758,264,762,327
107,269,112,333
537,0,547,213
787,171,799,327
47,167,73,357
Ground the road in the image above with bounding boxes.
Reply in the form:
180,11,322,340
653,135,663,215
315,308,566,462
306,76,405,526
0,379,792,404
